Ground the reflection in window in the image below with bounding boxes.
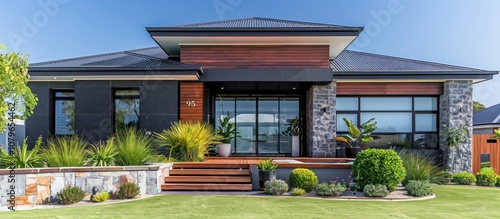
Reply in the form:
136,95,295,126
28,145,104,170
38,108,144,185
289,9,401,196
114,89,140,131
480,154,490,169
337,96,438,149
54,91,75,135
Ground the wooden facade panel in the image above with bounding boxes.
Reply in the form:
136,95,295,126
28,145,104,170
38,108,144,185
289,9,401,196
336,82,444,95
179,82,204,122
180,45,329,69
472,134,500,174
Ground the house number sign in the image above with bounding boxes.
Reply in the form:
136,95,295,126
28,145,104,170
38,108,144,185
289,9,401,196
186,101,196,107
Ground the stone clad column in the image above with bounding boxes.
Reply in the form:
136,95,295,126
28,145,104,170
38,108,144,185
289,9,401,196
440,80,473,173
306,82,336,157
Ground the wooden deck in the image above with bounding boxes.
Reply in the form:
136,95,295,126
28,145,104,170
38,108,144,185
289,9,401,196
162,157,354,191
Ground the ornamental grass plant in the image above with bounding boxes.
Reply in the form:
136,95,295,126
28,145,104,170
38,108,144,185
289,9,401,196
155,121,220,162
114,127,155,166
43,135,88,167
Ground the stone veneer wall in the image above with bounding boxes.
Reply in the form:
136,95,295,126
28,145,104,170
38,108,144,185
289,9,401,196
0,163,171,208
306,82,337,157
440,80,473,173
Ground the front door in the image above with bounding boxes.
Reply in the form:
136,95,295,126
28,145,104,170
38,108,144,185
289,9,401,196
214,96,299,156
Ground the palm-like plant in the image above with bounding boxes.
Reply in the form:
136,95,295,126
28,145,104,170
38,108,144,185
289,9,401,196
493,129,500,139
215,116,237,144
0,136,44,168
42,135,89,167
114,127,155,166
334,117,377,148
85,137,118,167
155,121,221,162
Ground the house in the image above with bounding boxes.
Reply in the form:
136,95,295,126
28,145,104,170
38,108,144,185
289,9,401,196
26,17,498,173
473,103,500,134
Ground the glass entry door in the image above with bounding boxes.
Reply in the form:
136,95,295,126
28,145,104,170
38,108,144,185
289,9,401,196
215,96,299,155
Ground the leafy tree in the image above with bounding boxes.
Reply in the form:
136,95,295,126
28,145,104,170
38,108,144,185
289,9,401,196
473,101,486,112
0,44,38,131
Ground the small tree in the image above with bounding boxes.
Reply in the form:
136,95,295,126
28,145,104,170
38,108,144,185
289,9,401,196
473,101,486,112
0,44,38,131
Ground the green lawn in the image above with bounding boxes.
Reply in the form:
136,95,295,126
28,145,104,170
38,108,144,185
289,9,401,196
2,185,500,219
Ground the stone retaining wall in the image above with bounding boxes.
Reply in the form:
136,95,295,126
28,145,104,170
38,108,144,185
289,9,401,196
0,163,172,208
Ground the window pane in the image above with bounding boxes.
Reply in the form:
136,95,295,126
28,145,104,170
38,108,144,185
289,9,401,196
55,100,74,135
115,90,140,96
280,98,299,153
115,90,140,130
337,114,357,132
235,98,257,153
337,97,358,111
361,113,412,132
414,134,438,149
414,97,438,111
259,98,279,154
415,114,437,131
360,97,412,111
368,134,412,148
55,91,74,97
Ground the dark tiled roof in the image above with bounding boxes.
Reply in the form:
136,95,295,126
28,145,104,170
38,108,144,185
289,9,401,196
331,50,482,72
474,103,500,125
30,47,195,69
173,17,348,28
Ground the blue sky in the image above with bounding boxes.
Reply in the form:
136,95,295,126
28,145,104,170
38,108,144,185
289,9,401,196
1,0,499,107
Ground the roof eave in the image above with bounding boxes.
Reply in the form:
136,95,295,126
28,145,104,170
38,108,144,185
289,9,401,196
146,27,364,37
28,66,204,74
332,71,497,82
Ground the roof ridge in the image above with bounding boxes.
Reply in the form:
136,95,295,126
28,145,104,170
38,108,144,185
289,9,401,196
343,50,481,71
173,17,343,28
30,47,160,66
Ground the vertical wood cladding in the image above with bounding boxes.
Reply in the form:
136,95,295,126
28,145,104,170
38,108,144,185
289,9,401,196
180,45,330,69
336,82,444,95
179,82,204,121
472,134,500,174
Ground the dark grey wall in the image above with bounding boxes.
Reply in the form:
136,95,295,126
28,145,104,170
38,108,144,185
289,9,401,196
26,82,74,147
26,80,179,145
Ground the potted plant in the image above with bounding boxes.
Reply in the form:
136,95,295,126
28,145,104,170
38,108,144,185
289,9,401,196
256,158,279,190
215,116,236,157
333,117,377,158
282,117,301,156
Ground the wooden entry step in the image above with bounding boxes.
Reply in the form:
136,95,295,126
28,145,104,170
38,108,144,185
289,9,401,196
161,183,252,191
162,163,253,191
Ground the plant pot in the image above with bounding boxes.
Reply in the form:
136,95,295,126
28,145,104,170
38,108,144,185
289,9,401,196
336,148,346,158
217,144,231,157
259,170,276,190
292,136,300,157
345,147,361,158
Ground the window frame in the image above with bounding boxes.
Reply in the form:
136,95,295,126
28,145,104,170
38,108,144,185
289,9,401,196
336,95,439,149
113,88,140,132
52,90,75,136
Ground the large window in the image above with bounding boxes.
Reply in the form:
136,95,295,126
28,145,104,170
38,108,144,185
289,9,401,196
54,91,75,135
114,89,140,130
337,96,438,149
215,96,300,155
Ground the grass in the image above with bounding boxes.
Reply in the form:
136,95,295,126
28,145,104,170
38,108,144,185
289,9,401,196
2,186,500,218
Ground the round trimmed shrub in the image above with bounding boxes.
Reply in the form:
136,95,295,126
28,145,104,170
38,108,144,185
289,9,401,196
352,149,406,192
288,168,318,192
496,175,500,187
475,168,496,187
452,172,476,185
57,186,85,205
